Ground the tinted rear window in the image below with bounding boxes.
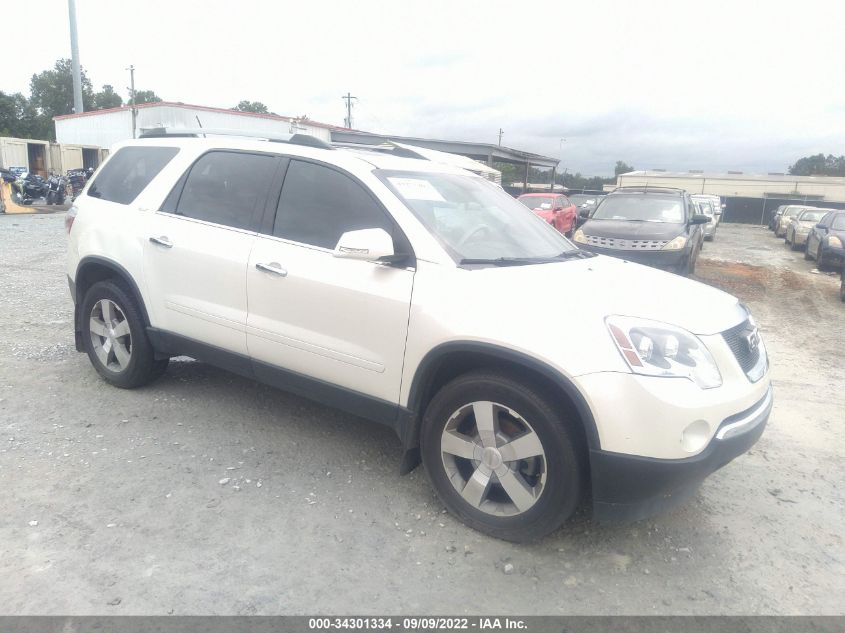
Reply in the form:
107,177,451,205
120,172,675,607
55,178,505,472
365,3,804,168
87,146,179,205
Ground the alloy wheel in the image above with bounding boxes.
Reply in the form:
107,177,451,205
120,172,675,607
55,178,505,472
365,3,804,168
89,299,132,372
440,401,547,517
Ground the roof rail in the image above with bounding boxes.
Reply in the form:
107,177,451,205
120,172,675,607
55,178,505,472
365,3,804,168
138,127,333,150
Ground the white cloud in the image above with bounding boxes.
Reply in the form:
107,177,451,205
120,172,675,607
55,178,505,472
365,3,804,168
3,0,844,174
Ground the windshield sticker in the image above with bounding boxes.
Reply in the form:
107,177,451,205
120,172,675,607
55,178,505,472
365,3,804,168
539,202,552,210
388,177,446,202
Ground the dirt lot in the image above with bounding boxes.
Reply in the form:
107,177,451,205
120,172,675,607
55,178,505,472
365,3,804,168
1,216,843,615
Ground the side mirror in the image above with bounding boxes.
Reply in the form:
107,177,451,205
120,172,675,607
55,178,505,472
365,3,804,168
333,228,396,262
815,223,824,229
691,214,710,225
579,208,590,219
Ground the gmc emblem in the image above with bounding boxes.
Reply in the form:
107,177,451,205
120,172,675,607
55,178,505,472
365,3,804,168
744,329,760,355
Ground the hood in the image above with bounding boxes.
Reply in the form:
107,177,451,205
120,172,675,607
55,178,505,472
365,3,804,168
798,220,816,228
581,219,685,241
461,254,745,337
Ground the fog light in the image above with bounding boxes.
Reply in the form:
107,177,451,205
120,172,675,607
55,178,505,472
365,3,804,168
681,419,710,453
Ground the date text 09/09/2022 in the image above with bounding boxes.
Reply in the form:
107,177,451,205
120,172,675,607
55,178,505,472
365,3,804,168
308,617,528,630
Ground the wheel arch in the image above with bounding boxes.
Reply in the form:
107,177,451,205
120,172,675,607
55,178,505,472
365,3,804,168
399,341,601,472
73,256,151,351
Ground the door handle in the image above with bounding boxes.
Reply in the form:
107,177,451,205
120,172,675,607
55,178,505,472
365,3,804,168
149,236,173,248
255,262,288,277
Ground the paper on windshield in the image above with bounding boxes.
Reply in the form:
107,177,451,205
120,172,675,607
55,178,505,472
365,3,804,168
388,177,446,202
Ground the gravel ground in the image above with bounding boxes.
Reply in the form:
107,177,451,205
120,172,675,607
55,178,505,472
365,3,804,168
1,215,843,615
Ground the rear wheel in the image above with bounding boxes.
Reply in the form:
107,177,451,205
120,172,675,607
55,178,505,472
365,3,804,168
420,371,582,542
81,280,168,388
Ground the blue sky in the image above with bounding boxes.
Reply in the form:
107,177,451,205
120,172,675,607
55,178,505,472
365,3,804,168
4,0,844,175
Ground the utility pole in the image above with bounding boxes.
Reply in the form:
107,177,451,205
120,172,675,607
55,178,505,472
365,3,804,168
498,128,504,146
68,0,83,114
342,92,357,129
127,65,136,139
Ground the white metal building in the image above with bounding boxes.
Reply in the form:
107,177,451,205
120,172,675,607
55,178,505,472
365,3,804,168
611,170,845,203
54,102,339,150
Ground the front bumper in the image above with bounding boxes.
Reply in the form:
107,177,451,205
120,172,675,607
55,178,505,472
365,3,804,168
590,386,772,521
703,222,716,237
578,244,688,271
793,231,810,245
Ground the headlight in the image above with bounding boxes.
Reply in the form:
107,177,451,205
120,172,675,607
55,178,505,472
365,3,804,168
573,229,587,244
606,316,722,389
663,235,687,251
829,236,843,248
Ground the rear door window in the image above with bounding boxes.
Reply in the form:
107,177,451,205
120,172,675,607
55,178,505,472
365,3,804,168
168,151,278,231
87,146,179,205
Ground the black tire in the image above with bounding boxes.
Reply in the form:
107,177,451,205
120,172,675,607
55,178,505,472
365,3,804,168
804,242,813,260
81,280,168,389
420,370,583,542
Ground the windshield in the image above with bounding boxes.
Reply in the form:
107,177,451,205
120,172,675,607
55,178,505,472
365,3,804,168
832,214,845,230
517,196,556,210
798,210,826,222
592,195,685,223
568,195,596,206
784,207,805,217
694,200,714,216
378,170,578,262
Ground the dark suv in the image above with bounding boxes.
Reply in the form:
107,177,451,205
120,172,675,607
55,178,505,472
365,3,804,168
572,187,709,275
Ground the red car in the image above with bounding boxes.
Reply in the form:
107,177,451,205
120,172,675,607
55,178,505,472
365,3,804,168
516,193,577,237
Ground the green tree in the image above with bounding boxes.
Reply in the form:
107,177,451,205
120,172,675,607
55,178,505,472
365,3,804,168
132,90,162,105
0,91,49,139
614,160,635,176
233,100,269,114
93,84,123,109
30,59,94,117
788,154,845,176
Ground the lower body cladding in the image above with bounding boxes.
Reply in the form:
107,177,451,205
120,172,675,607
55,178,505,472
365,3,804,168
578,244,691,274
575,367,772,521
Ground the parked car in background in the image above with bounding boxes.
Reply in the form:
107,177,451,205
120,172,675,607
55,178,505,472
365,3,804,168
691,195,718,241
785,208,832,250
691,194,724,226
568,193,601,217
516,193,577,237
774,205,808,237
769,205,788,231
573,187,709,275
805,209,845,269
65,133,772,541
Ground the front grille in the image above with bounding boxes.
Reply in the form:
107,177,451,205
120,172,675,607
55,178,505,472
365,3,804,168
722,320,762,375
585,235,668,250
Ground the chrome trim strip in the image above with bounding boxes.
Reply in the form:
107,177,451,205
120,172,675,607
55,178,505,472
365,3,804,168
715,385,773,440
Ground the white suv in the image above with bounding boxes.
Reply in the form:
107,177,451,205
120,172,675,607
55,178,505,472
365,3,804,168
66,132,772,541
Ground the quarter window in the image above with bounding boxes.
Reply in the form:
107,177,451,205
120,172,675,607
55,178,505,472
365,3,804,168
273,160,394,249
87,146,179,205
172,151,277,231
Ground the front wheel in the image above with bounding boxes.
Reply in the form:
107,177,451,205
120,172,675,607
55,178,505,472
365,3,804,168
420,371,583,542
81,280,169,389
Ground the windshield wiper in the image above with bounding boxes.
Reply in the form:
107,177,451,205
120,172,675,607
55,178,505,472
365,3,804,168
460,251,594,266
556,249,596,259
459,257,543,266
